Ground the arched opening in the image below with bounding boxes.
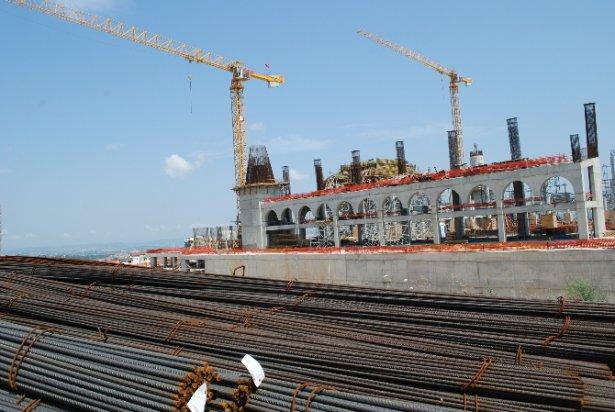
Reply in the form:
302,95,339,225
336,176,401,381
532,176,579,239
503,181,533,206
437,188,464,241
281,208,295,225
337,201,354,220
266,210,280,226
542,176,575,204
299,206,315,224
466,185,495,210
409,193,430,215
358,198,378,219
312,203,334,247
438,188,462,212
383,196,405,216
383,196,409,245
316,203,333,221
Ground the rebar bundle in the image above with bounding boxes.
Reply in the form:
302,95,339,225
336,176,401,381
0,256,614,411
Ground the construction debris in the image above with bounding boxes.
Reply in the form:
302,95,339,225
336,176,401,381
1,256,614,411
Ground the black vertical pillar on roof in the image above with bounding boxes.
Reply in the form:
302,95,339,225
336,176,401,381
395,141,407,174
584,103,598,159
351,150,362,184
570,134,582,163
314,159,325,191
507,117,522,161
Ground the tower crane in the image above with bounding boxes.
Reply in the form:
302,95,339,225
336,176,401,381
7,0,284,223
357,29,471,169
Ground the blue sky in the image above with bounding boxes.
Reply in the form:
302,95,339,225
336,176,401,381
1,0,614,250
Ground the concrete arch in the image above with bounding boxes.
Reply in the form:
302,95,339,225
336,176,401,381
409,192,430,215
502,180,533,206
337,201,354,220
542,176,575,204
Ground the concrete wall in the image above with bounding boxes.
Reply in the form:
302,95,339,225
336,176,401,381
190,249,615,302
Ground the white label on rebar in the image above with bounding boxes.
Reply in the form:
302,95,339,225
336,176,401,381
242,354,265,387
187,383,207,412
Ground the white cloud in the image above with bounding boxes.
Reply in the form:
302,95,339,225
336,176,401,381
289,168,309,181
105,143,123,151
260,135,333,154
248,122,265,132
164,154,194,178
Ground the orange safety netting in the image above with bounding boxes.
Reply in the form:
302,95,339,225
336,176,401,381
146,238,615,256
263,154,570,204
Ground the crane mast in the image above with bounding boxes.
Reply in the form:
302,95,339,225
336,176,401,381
7,0,284,222
357,29,471,169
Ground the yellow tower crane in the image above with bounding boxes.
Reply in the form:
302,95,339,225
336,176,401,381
357,29,471,169
8,0,284,221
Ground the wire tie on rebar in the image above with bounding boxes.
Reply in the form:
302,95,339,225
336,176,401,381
80,281,98,299
462,358,492,392
90,327,108,343
7,294,27,310
305,384,335,412
284,278,296,292
556,296,566,316
171,346,184,356
542,315,572,350
289,382,309,412
15,394,26,405
515,345,524,366
21,398,41,412
165,320,187,342
8,326,57,390
292,292,311,307
267,305,286,315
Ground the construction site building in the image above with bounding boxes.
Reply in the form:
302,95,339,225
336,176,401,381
246,154,605,249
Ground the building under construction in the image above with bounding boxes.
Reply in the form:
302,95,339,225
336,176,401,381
237,104,606,250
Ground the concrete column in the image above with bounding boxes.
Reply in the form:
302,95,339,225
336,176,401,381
496,200,506,242
590,161,606,237
172,256,178,269
149,257,157,268
180,259,189,272
432,213,441,245
294,223,301,245
377,211,386,246
593,207,606,238
576,202,590,239
332,216,341,248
